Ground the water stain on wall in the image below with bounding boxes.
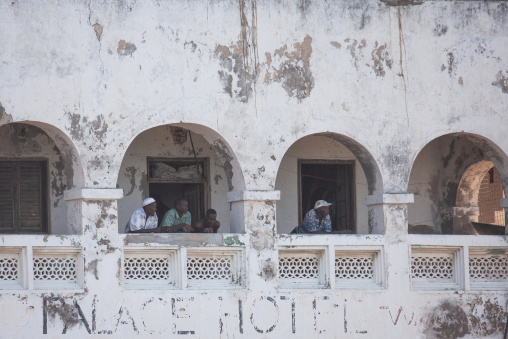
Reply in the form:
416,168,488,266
492,70,508,94
425,300,469,339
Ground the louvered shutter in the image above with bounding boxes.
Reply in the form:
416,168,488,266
0,162,15,231
0,160,48,233
18,161,47,232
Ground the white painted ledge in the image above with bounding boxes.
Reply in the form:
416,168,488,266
365,194,414,206
64,188,124,201
227,190,280,202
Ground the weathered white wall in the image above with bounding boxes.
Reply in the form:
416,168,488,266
275,135,369,233
117,126,231,232
0,0,507,338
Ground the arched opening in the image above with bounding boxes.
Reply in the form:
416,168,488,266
0,122,84,234
117,124,245,234
454,160,506,235
408,133,507,235
275,133,383,234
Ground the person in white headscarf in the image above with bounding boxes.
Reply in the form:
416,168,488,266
124,197,161,233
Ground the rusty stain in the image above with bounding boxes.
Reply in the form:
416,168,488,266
458,77,463,85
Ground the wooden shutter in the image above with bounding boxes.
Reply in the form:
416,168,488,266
0,160,48,233
0,162,15,231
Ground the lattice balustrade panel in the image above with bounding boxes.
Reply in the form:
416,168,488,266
279,256,319,279
33,257,77,281
469,255,508,281
335,256,373,279
124,257,170,280
411,255,454,279
187,257,232,280
0,257,18,281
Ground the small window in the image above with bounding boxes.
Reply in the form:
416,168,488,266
0,160,48,233
299,161,355,233
147,158,208,227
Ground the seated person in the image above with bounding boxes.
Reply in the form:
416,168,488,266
151,193,170,227
194,209,221,233
292,200,338,234
124,198,161,233
160,199,194,233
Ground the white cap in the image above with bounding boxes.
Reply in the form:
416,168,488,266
314,200,332,209
142,197,156,207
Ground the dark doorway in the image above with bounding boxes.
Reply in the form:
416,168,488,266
149,183,205,227
147,158,209,227
299,161,355,233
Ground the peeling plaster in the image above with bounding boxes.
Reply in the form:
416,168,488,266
117,40,137,57
0,102,13,126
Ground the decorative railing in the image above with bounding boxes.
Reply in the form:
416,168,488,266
0,234,506,291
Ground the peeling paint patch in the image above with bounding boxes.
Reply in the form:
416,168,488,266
492,70,508,94
66,112,108,146
93,23,103,41
468,297,507,336
264,35,315,100
371,42,392,77
124,166,137,196
215,42,253,103
0,102,13,125
117,40,137,57
51,157,67,207
330,41,342,49
343,38,366,70
211,140,235,191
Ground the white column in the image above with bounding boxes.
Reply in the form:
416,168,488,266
227,190,280,292
365,194,414,294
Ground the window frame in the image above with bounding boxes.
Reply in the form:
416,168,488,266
297,159,356,232
146,157,211,218
0,158,50,234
